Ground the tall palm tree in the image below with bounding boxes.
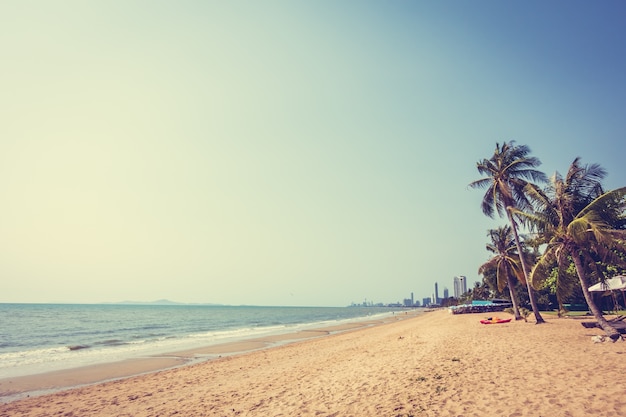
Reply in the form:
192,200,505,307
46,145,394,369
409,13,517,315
527,158,626,339
470,141,547,323
479,226,524,320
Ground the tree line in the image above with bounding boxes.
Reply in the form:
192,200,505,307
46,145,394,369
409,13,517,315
470,141,626,340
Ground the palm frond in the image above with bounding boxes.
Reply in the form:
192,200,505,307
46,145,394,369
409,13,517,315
529,247,556,289
472,141,547,221
468,176,492,190
577,187,626,220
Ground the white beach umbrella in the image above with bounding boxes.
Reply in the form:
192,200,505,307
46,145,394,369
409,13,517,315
588,275,626,292
588,275,626,311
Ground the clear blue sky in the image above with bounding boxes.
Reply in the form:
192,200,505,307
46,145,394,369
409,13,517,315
1,1,625,306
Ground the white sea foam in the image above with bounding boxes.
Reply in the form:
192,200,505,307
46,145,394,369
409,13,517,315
0,305,405,379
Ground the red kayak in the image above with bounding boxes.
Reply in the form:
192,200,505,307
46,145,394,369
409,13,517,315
480,318,512,325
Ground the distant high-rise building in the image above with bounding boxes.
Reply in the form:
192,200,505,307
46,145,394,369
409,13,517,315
422,297,431,306
443,287,449,299
460,276,467,294
453,276,468,298
434,282,439,304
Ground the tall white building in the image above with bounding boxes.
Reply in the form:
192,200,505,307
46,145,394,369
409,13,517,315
453,275,467,298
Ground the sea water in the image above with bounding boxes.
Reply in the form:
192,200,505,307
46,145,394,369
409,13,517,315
0,304,398,379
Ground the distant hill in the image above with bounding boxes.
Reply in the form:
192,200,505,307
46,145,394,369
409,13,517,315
104,299,223,306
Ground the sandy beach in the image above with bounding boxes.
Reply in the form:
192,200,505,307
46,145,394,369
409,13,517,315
2,309,625,417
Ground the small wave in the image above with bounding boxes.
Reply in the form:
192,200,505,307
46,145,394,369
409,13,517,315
138,324,168,331
94,339,128,347
67,345,90,351
133,332,167,339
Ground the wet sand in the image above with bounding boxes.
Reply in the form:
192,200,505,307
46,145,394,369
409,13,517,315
0,316,397,402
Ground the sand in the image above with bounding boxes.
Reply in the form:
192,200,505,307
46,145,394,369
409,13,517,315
1,309,626,417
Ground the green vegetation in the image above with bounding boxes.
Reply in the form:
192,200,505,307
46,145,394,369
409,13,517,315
543,310,626,317
472,143,626,339
524,160,626,339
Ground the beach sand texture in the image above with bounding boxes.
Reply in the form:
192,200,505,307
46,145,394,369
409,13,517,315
2,309,625,417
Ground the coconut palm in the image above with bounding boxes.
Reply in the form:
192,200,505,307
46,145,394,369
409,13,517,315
527,158,626,339
479,226,524,320
470,281,492,301
469,141,547,323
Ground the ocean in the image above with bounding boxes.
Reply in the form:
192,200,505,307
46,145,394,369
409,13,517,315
0,303,399,380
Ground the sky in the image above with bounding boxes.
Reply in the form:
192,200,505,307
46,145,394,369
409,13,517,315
1,1,625,306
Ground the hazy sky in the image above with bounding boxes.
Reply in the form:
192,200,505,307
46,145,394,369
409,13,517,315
1,1,625,306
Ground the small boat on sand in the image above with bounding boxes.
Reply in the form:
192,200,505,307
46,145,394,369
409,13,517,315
480,317,512,325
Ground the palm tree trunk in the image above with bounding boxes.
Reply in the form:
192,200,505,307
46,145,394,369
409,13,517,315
506,275,522,320
571,254,621,340
507,210,545,323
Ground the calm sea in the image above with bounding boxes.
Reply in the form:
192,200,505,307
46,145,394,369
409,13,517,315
0,304,398,379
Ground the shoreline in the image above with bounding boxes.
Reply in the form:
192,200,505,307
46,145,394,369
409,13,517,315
2,309,625,416
0,310,417,403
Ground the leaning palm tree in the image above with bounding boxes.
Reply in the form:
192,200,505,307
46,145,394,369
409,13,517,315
479,226,524,320
470,141,547,323
527,158,626,339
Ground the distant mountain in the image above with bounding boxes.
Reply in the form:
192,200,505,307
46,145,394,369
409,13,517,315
104,299,223,306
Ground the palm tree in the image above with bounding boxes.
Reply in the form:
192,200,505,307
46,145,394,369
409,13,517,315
470,141,547,323
527,158,626,339
470,281,492,301
479,226,524,320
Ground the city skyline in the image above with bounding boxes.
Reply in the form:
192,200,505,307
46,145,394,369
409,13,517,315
355,274,472,307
